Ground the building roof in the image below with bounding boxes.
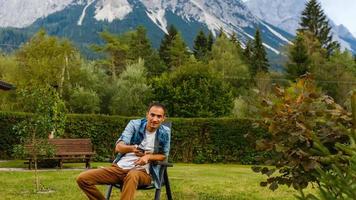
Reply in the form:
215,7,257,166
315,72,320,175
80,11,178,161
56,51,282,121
0,80,14,90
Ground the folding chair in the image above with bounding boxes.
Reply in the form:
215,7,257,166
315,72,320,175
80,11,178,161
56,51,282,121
105,122,173,200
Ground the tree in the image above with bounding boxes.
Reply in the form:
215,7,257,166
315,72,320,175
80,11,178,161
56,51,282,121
68,87,100,114
315,50,356,104
159,25,178,67
243,39,254,68
298,0,340,56
127,25,153,61
250,28,269,77
209,33,249,94
168,32,189,70
193,29,208,62
109,59,150,116
151,62,234,117
16,29,81,96
92,31,129,80
285,33,311,80
13,85,66,192
207,31,214,52
229,32,243,54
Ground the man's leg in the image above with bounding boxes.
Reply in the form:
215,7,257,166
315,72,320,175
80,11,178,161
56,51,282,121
76,164,128,200
120,169,152,200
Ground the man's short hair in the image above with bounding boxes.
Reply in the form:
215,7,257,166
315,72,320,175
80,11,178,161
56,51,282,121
147,102,167,116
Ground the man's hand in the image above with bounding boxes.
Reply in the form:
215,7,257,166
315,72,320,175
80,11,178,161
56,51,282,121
134,154,151,166
133,148,145,157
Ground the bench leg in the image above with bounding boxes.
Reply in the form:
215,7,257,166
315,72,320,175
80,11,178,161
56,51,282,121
28,159,32,170
85,159,90,169
59,159,63,169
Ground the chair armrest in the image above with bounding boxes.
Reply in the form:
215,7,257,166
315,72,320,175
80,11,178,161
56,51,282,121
152,161,173,167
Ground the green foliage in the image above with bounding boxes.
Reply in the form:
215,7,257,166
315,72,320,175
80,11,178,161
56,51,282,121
127,26,153,61
109,59,150,116
68,86,100,114
151,61,234,117
159,25,178,67
314,50,356,104
252,74,352,192
249,29,269,77
15,29,81,95
193,30,209,62
12,85,66,191
286,33,311,80
298,92,356,200
207,31,214,51
168,32,189,70
299,0,340,56
92,31,129,79
209,33,249,94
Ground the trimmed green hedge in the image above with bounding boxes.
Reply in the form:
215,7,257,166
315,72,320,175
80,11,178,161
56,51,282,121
0,112,267,164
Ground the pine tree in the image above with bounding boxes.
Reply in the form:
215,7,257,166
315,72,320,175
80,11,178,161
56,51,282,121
207,31,214,51
159,25,178,66
193,29,208,61
127,26,153,61
298,0,340,56
230,32,243,55
168,33,189,69
250,29,269,76
92,31,129,80
285,33,311,80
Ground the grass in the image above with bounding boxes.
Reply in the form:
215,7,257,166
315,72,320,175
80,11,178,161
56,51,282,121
0,161,315,200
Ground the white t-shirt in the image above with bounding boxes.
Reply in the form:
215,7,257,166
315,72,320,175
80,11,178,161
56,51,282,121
117,130,156,173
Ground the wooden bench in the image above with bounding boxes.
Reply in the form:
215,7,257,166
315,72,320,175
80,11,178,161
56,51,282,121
27,138,95,169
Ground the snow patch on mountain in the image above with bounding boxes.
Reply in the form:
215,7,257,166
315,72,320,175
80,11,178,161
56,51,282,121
243,30,280,54
261,21,292,44
78,0,95,26
94,0,132,22
0,0,75,28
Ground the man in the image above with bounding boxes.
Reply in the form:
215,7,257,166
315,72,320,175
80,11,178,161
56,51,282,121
76,102,171,200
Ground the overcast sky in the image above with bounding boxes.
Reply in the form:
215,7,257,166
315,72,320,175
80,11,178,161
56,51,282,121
320,0,356,37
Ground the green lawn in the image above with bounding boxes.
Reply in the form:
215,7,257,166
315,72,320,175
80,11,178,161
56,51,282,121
0,161,314,200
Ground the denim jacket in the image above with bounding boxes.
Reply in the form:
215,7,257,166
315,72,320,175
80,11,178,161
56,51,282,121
115,118,171,188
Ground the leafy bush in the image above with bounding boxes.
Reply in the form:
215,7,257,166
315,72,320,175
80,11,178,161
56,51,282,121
252,74,353,193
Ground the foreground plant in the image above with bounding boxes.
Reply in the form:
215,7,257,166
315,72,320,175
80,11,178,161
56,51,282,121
252,74,354,199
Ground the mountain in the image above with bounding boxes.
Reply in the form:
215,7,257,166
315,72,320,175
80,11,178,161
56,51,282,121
0,0,294,69
245,0,356,52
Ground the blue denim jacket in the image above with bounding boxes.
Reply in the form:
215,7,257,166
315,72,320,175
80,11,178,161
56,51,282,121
115,118,171,188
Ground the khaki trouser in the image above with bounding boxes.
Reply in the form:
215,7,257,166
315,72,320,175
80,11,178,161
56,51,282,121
76,164,152,200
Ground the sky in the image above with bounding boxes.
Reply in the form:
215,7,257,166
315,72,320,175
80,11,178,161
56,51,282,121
320,0,356,37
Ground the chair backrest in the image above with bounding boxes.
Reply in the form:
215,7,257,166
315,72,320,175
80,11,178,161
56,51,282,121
162,121,172,129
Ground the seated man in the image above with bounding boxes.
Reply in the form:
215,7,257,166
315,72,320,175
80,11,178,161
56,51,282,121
76,102,171,200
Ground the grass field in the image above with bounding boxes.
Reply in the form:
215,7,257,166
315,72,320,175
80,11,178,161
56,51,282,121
0,161,314,200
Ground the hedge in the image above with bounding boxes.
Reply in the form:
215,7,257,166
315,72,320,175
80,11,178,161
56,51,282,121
0,112,267,164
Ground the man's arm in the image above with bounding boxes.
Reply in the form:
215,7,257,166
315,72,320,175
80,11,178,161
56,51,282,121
134,154,166,166
115,141,136,154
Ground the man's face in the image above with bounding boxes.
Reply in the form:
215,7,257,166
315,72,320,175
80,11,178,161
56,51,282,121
146,106,165,131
